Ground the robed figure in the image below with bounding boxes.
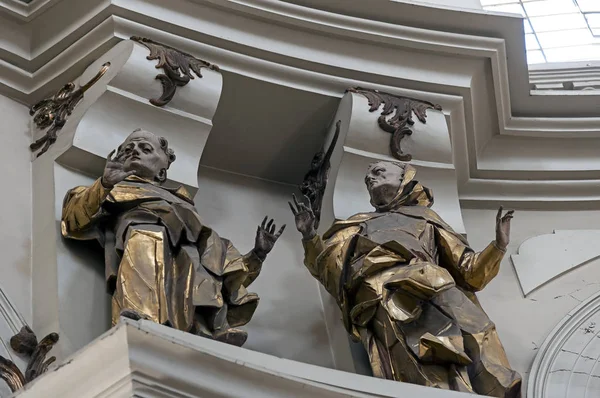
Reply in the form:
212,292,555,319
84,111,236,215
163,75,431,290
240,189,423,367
62,129,284,346
289,161,522,396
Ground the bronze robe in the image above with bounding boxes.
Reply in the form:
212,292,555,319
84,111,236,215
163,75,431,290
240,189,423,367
302,176,521,396
61,176,262,345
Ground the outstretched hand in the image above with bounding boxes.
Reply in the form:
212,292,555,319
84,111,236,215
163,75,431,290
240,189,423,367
495,206,514,251
101,149,136,188
288,193,317,240
253,216,285,261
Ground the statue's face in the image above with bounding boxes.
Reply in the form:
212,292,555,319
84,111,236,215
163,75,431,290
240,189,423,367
118,130,170,182
365,161,404,206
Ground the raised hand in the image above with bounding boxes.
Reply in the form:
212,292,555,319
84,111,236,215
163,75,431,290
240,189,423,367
253,216,285,261
288,194,317,240
101,149,136,188
495,206,514,251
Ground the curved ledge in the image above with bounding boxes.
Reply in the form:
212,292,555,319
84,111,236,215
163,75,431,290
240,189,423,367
16,319,470,398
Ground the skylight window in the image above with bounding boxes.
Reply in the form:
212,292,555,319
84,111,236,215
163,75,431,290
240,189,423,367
482,0,600,64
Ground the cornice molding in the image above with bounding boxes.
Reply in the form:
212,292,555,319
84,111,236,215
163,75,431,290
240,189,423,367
2,0,600,206
16,319,471,398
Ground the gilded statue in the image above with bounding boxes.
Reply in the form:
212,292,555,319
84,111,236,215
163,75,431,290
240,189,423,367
61,129,285,346
289,160,522,396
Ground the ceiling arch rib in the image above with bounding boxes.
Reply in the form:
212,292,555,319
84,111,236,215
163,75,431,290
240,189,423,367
1,0,600,207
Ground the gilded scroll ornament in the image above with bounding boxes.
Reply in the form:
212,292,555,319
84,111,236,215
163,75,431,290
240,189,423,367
29,62,110,158
0,326,59,393
299,120,340,229
61,129,284,346
131,36,220,107
289,161,522,397
348,87,442,161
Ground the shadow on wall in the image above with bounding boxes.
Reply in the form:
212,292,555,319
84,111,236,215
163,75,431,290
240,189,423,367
195,166,337,368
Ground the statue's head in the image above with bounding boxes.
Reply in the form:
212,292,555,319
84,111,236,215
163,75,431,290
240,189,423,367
365,161,406,207
117,129,176,184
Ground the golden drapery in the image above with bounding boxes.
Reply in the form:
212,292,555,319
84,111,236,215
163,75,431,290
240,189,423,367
61,176,262,345
301,166,522,396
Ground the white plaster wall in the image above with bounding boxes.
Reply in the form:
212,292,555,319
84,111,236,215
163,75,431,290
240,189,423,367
195,166,335,368
462,208,600,391
0,94,32,324
50,164,335,368
53,165,110,355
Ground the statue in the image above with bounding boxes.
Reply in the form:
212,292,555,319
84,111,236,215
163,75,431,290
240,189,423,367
289,161,522,396
61,129,285,346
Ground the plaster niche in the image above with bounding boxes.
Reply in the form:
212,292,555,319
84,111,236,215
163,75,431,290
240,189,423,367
529,292,600,398
314,88,463,374
511,230,600,296
30,37,223,359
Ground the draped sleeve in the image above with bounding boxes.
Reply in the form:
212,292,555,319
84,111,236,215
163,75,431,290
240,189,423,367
198,230,265,329
61,178,111,240
435,227,505,292
301,224,362,303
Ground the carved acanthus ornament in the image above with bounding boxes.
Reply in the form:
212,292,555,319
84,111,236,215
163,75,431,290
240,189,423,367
131,36,220,107
348,87,442,161
0,326,59,393
29,62,110,157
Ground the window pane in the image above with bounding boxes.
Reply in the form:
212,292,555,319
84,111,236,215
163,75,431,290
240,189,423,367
482,0,600,64
536,29,595,48
544,44,600,62
527,50,546,64
525,33,540,50
577,0,600,13
523,0,579,17
529,13,587,32
586,13,600,28
485,3,525,15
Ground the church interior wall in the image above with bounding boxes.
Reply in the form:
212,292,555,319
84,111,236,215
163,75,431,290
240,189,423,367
462,207,600,390
0,94,33,326
48,160,338,368
195,165,336,369
53,165,109,356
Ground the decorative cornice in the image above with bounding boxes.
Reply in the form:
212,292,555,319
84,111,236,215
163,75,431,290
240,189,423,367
130,36,219,107
0,0,599,205
348,87,441,161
